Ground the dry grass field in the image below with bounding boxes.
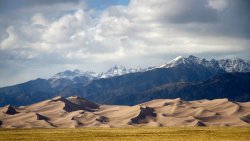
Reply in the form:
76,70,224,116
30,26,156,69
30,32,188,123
0,127,249,141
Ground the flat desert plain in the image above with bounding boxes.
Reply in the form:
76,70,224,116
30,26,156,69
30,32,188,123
0,127,249,141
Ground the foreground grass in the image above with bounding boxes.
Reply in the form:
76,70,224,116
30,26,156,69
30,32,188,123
0,127,249,141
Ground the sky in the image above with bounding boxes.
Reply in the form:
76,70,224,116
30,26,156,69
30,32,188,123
0,0,249,87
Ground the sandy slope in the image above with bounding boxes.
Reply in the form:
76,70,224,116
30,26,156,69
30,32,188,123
0,96,249,128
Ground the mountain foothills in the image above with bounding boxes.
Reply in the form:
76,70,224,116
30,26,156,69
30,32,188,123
0,55,250,106
0,96,250,128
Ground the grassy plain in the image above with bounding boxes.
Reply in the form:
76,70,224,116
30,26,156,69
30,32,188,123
0,127,249,141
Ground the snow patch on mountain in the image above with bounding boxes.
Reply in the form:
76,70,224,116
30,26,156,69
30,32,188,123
219,58,250,72
50,65,144,82
99,65,144,78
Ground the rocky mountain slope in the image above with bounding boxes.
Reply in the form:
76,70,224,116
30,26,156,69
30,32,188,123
62,72,250,105
109,73,250,105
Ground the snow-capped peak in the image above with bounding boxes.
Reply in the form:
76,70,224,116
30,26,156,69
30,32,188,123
98,65,146,78
51,69,82,79
158,55,217,70
218,58,250,72
50,69,99,80
172,56,184,62
128,66,144,73
106,65,127,75
170,55,185,63
157,55,250,73
158,56,186,68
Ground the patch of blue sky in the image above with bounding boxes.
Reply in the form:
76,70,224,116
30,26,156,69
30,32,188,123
84,0,130,10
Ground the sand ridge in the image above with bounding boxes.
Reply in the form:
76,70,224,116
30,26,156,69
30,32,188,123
0,96,249,128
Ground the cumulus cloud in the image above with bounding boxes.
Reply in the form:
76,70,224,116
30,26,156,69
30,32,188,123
42,10,89,43
0,0,249,86
0,26,18,49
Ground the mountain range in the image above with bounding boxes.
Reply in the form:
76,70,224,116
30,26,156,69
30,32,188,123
49,55,250,85
0,55,250,106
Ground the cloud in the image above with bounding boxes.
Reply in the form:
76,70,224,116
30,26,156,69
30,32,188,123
208,0,228,11
0,0,249,86
42,10,89,43
31,13,48,26
127,0,219,23
0,26,18,49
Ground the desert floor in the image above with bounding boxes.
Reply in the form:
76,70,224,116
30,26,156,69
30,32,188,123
0,127,249,141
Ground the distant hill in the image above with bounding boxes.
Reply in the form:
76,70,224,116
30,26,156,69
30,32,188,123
0,78,58,106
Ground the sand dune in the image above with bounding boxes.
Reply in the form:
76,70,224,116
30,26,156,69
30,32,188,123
0,97,249,128
0,105,19,115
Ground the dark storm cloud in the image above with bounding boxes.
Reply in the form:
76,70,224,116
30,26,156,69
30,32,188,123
217,0,250,38
168,0,218,23
166,0,249,39
159,0,250,39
